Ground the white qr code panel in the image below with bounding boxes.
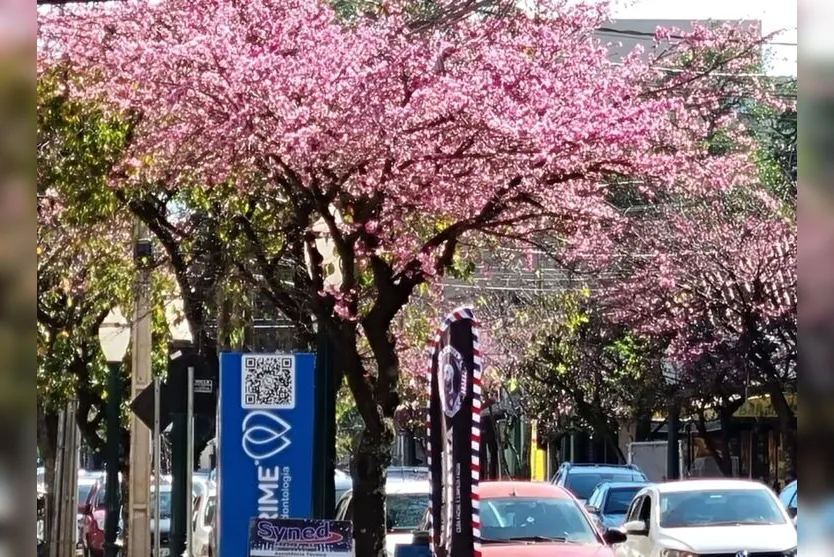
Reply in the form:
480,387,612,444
241,354,296,409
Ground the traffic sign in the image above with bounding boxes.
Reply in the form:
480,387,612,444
129,382,172,431
129,344,217,430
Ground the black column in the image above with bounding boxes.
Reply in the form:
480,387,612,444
667,399,680,480
104,362,122,557
312,329,337,519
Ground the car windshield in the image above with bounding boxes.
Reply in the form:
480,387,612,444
150,490,173,519
603,487,642,515
567,474,639,500
204,496,216,526
779,483,797,509
78,483,95,505
387,494,429,532
660,489,786,528
480,497,598,544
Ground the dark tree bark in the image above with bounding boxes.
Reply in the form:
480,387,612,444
37,403,59,546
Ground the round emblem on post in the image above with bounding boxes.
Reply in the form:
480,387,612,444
439,345,468,418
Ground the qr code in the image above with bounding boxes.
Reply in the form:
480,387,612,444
241,355,296,409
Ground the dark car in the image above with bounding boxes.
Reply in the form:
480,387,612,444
585,480,650,529
551,463,648,504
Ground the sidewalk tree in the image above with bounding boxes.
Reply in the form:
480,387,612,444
37,68,180,543
609,188,796,471
40,2,774,553
37,67,135,473
486,289,662,461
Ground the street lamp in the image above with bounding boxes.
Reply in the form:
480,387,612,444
662,361,682,481
166,299,195,557
98,308,131,557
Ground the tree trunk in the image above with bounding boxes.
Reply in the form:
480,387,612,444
350,423,395,557
695,409,732,476
37,403,59,546
764,384,796,477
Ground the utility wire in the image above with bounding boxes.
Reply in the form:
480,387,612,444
595,27,797,47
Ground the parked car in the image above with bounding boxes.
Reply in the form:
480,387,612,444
192,474,211,500
416,481,626,555
779,479,798,518
334,469,352,504
80,475,122,557
585,480,650,529
387,466,430,482
191,483,216,557
336,479,430,556
150,482,173,557
614,479,797,557
551,463,648,504
77,472,104,554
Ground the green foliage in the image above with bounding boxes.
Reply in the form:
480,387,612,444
335,380,363,465
507,290,662,442
37,66,174,451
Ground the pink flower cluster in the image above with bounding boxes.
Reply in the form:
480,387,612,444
38,0,775,311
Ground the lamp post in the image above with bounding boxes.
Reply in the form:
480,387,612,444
98,308,132,557
167,302,194,557
662,361,682,481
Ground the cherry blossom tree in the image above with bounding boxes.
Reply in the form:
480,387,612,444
39,1,775,552
607,187,796,471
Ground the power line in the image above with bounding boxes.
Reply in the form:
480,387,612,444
595,27,797,47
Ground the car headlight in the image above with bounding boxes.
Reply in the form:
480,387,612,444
660,550,698,557
782,548,797,557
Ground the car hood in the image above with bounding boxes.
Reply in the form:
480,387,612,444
659,524,797,552
480,542,613,557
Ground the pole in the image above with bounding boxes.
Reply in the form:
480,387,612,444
128,218,153,557
153,377,161,557
104,362,122,557
186,366,195,557
65,403,79,557
48,408,65,557
312,328,336,518
667,398,680,481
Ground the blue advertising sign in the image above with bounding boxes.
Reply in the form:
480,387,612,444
248,517,352,556
218,353,316,557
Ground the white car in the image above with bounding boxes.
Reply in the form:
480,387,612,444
191,483,216,557
614,479,797,557
335,479,429,556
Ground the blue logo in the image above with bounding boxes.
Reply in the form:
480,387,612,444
218,353,316,557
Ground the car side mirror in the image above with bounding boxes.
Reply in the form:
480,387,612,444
411,530,431,546
585,504,600,514
787,507,797,518
623,520,648,536
602,528,628,545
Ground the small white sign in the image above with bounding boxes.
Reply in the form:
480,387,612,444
193,378,213,394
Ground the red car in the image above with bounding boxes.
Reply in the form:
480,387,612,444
80,476,122,557
420,481,626,557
